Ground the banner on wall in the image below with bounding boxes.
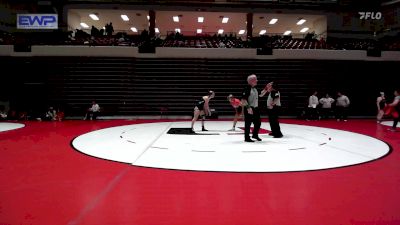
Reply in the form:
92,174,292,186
17,14,58,29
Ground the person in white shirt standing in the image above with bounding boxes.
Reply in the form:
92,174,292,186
319,93,335,119
307,91,319,120
335,91,350,121
84,100,100,120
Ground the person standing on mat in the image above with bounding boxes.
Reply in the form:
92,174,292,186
241,74,262,142
191,90,215,132
387,89,400,131
376,91,386,123
260,81,283,138
227,94,244,131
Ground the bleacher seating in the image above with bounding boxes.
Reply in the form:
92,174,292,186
2,29,399,52
1,56,398,117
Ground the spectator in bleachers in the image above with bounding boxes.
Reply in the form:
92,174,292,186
105,23,114,36
191,90,215,132
335,91,350,121
117,33,129,46
99,28,105,36
305,31,316,41
66,31,75,43
118,35,125,43
227,94,243,131
84,100,100,120
89,36,95,47
75,29,89,39
91,26,99,37
141,29,149,40
376,91,386,123
319,93,335,119
174,31,183,41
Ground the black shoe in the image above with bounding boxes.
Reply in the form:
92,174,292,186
273,135,283,138
202,127,208,131
268,133,275,136
245,138,255,142
252,136,262,141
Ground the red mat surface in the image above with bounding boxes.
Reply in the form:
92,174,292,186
0,119,399,225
